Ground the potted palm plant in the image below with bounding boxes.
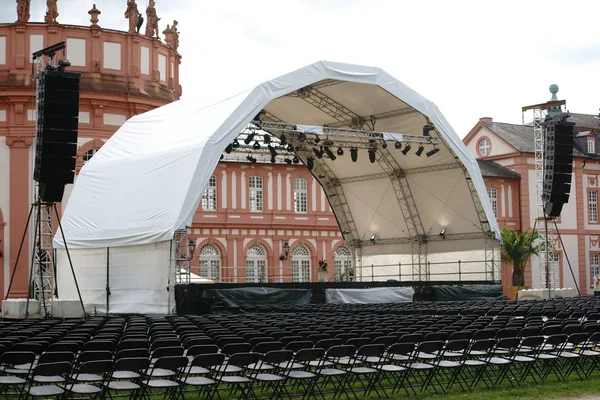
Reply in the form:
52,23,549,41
501,228,540,299
317,260,328,282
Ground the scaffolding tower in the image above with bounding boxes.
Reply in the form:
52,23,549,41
522,86,566,291
173,229,191,284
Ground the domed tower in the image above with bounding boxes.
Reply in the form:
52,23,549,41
0,1,182,298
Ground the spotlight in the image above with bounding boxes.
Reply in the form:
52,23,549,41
284,158,292,165
324,147,336,161
401,144,412,155
220,154,224,160
298,132,306,142
293,156,300,164
314,136,320,144
370,234,376,244
244,131,256,145
368,149,376,163
350,147,358,162
306,156,314,171
253,141,261,150
247,155,257,164
232,139,240,148
423,124,435,137
426,147,440,157
313,147,324,159
225,143,233,154
415,145,424,157
287,144,294,152
382,142,388,149
271,155,276,164
394,141,402,150
439,228,446,239
268,145,277,157
337,146,344,156
280,134,287,146
263,134,271,144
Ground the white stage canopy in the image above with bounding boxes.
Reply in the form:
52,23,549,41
54,61,500,314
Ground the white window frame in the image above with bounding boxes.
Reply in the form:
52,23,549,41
249,176,263,212
334,246,354,282
588,139,596,154
294,178,308,213
590,191,598,223
590,253,600,289
291,245,311,283
198,244,220,280
83,148,97,165
202,175,217,211
487,188,498,218
478,137,491,156
246,244,267,283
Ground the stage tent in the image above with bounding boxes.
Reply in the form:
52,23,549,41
54,61,500,314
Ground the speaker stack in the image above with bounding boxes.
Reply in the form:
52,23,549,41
33,69,81,203
542,115,574,218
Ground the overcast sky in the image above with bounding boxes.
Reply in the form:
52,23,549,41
2,0,600,136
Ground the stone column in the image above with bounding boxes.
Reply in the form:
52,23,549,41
6,136,33,298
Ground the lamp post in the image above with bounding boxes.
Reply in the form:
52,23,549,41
280,242,290,261
187,239,196,260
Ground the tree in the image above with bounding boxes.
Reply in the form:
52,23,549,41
501,228,541,287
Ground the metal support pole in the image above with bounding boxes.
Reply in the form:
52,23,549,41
552,219,581,296
106,247,110,315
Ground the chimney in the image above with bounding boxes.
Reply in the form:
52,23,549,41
479,117,493,123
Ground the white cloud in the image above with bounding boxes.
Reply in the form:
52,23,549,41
2,0,600,136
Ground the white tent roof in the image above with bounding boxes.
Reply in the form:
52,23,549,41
55,61,499,253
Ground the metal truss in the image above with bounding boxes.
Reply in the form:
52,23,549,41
359,231,493,247
328,107,421,128
173,229,190,285
283,84,429,280
335,163,460,184
484,232,500,283
32,202,55,314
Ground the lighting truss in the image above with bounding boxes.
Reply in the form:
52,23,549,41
356,231,493,247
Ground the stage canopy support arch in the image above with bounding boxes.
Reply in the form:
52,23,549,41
54,61,500,314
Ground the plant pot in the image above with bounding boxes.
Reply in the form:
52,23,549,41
510,285,528,300
317,270,328,282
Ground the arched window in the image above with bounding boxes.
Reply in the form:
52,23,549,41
478,137,491,156
291,244,311,282
294,178,307,213
334,246,354,282
198,244,220,280
202,175,217,211
249,176,263,212
246,244,267,283
83,148,98,165
487,188,498,218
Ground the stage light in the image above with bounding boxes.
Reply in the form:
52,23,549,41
298,132,306,142
232,139,240,148
271,155,276,164
423,124,435,137
313,147,324,159
401,144,412,155
225,143,233,154
350,147,358,162
394,141,402,150
244,131,256,145
324,147,336,161
287,144,294,152
284,158,292,165
370,234,376,244
415,145,424,157
263,134,271,144
314,135,320,144
280,134,287,146
368,148,376,163
293,156,300,164
439,228,446,239
306,156,314,171
246,155,257,164
426,147,440,157
268,145,277,157
337,146,344,156
253,141,261,150
382,142,388,149
220,154,223,160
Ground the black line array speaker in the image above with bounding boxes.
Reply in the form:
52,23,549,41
33,69,81,203
542,116,574,218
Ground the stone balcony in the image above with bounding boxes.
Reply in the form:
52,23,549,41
0,22,181,103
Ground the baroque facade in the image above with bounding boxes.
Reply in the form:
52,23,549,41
0,3,181,297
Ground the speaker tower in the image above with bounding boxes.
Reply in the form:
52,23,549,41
542,116,574,218
33,69,81,203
